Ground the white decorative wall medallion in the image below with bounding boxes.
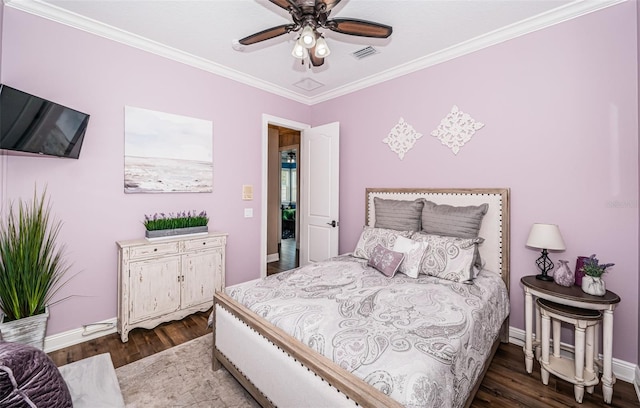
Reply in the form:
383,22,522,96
431,105,484,155
383,117,422,160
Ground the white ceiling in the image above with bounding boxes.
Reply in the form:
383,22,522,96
5,0,623,104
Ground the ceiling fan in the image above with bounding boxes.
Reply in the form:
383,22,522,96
238,0,392,67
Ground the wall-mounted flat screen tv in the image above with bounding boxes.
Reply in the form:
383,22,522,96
0,84,90,159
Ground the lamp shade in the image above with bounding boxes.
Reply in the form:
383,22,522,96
526,223,566,250
291,39,307,59
314,37,330,58
300,25,316,48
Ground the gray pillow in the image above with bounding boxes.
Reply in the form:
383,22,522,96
421,200,488,238
411,232,482,283
374,198,424,232
353,226,412,260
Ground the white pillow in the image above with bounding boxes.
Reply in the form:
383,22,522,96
392,236,429,278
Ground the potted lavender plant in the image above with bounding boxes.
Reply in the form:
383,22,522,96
143,210,209,240
580,254,614,296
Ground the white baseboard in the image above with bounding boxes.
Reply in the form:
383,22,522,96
509,326,636,384
267,253,279,263
635,365,640,402
44,317,117,353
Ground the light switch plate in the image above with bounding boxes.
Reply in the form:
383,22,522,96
242,185,253,200
244,208,253,218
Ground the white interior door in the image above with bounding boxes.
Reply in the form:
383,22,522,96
299,122,340,266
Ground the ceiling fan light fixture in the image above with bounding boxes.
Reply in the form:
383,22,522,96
314,37,331,58
300,25,316,49
240,1,393,69
291,39,307,59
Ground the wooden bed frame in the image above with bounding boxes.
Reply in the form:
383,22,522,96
213,188,510,408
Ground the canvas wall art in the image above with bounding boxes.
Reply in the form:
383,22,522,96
124,106,213,193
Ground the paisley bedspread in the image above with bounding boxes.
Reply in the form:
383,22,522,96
225,254,509,408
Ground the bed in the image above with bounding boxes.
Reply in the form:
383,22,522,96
212,188,510,408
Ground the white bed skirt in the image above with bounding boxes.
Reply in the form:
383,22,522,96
215,304,359,408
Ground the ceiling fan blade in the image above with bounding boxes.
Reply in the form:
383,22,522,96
269,0,296,10
309,46,325,67
239,24,295,45
327,18,392,38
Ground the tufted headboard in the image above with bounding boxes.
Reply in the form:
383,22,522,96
365,188,510,293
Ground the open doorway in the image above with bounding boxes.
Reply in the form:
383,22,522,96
266,125,300,275
261,115,340,277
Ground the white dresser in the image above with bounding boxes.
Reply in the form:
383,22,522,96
116,232,227,342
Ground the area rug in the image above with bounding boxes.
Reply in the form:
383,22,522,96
115,335,260,407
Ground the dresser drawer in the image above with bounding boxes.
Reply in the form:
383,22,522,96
183,235,226,251
129,241,180,259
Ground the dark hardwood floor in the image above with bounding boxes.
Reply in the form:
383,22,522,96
48,311,211,369
267,237,298,275
48,243,639,407
476,343,639,407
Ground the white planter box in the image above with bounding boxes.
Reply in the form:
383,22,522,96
0,307,49,350
145,226,208,240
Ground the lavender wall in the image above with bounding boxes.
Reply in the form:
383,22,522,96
637,0,640,370
0,3,4,72
312,2,638,363
0,3,4,213
0,8,310,336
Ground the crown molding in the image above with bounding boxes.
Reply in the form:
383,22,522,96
5,0,626,106
3,0,311,104
307,0,627,104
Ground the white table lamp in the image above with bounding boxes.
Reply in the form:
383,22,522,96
526,223,566,281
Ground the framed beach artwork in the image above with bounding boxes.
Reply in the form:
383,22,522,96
124,106,213,193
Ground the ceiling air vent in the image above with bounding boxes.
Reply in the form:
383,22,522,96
352,46,378,60
293,78,324,91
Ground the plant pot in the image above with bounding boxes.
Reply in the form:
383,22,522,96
0,307,49,350
145,226,208,241
581,276,606,296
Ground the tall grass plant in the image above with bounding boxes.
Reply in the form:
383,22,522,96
0,188,71,321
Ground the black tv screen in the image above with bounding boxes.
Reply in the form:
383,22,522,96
0,84,90,159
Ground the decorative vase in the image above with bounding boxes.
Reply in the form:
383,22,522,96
574,256,588,286
581,275,606,296
0,307,49,350
145,226,208,241
553,260,574,287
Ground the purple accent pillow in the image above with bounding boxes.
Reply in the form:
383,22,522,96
368,244,405,277
0,341,72,407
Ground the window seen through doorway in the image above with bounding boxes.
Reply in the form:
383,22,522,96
281,150,296,204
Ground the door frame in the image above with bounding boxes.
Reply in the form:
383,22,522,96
261,114,310,278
